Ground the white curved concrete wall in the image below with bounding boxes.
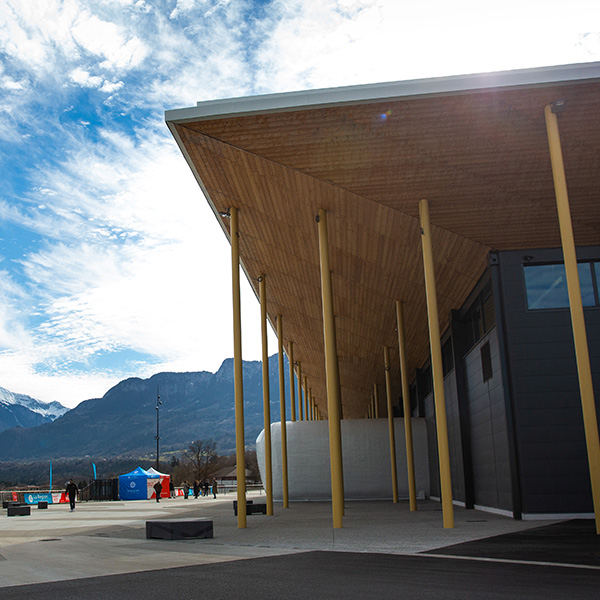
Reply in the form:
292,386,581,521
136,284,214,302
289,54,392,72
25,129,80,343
256,418,430,501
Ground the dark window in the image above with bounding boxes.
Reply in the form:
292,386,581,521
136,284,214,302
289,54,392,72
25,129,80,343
481,341,493,382
442,338,454,376
524,262,596,310
463,281,496,351
482,288,496,332
420,365,432,399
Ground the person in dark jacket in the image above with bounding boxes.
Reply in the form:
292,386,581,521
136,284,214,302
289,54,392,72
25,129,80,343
211,478,218,499
65,479,78,512
169,480,175,498
202,480,209,497
183,481,190,499
193,480,200,499
153,479,162,503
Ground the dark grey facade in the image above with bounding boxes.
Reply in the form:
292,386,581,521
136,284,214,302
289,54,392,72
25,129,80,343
419,246,600,518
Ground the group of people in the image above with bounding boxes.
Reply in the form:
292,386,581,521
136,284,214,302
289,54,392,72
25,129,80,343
182,478,218,500
153,478,217,502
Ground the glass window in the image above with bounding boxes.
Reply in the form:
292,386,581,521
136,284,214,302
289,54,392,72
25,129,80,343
595,262,600,302
524,263,596,310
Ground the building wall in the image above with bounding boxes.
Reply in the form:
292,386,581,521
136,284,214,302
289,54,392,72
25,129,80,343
423,373,465,504
497,247,600,515
463,328,512,511
257,418,430,501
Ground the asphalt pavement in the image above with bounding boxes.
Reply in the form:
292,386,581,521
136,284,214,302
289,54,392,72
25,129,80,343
1,493,598,598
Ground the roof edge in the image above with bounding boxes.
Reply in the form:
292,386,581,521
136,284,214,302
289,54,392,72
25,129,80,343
165,61,600,124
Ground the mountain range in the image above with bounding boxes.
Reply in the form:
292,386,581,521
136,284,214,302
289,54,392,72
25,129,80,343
0,387,69,433
0,354,290,460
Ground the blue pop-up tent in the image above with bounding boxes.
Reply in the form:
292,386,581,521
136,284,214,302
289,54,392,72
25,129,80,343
118,467,157,500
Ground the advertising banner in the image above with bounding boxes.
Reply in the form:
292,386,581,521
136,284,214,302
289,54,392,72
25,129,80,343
24,492,53,505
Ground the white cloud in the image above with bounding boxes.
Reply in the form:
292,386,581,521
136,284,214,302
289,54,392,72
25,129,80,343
69,67,103,88
1,0,598,408
71,12,149,71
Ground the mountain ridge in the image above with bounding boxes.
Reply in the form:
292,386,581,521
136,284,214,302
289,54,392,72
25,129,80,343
0,386,69,433
0,354,289,460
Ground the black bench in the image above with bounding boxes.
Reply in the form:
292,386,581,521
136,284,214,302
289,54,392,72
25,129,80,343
7,504,30,516
2,501,19,509
233,500,266,515
37,501,49,509
146,518,213,540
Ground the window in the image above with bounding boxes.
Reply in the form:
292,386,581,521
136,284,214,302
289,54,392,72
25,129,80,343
481,341,493,382
524,262,598,310
463,281,496,350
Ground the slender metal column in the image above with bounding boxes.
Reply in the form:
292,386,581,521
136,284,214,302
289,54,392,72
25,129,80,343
304,376,309,421
259,276,273,516
297,362,303,421
373,383,380,418
396,300,417,511
277,315,289,508
419,198,454,528
230,207,246,528
288,342,296,422
545,104,600,534
317,209,344,528
384,346,399,503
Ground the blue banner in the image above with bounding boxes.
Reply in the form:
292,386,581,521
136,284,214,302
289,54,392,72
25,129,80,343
24,492,53,505
92,462,97,479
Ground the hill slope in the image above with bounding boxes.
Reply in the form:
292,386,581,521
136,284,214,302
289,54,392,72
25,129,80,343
0,354,290,460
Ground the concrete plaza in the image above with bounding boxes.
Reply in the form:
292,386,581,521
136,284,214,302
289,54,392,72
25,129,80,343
1,492,598,598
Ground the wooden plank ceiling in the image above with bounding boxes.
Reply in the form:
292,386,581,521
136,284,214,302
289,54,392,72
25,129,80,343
169,78,600,419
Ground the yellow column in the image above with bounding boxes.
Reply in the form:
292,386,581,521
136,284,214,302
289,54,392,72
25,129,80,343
289,342,296,422
373,383,380,418
297,362,303,421
230,207,246,528
545,104,600,534
277,315,289,508
259,276,273,516
419,198,454,528
317,209,344,528
384,346,399,503
304,376,309,421
396,300,417,511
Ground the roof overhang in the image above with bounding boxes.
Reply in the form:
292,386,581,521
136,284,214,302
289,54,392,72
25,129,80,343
166,62,600,418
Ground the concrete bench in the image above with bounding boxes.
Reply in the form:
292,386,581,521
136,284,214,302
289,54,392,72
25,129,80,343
233,500,266,515
146,518,213,540
37,501,49,509
7,504,31,516
2,501,19,509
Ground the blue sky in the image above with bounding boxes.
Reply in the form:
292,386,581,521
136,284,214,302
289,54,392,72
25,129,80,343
1,0,599,407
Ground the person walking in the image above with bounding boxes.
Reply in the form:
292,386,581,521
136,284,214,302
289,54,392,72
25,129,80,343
211,478,218,499
183,481,190,499
153,479,162,503
193,480,200,499
202,479,209,497
169,479,175,499
65,479,78,512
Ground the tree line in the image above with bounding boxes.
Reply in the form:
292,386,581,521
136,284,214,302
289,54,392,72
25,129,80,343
0,439,260,489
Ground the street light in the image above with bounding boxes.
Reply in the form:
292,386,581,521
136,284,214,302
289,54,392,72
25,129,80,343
155,385,162,471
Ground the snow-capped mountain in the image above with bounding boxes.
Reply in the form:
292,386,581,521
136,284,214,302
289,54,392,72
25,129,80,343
0,386,69,432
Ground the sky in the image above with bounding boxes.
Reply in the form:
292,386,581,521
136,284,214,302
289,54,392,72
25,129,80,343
1,0,599,408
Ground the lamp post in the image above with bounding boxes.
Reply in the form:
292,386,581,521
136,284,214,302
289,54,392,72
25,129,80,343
155,386,162,471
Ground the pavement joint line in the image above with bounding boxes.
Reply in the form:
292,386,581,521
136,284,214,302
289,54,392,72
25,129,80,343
416,552,600,571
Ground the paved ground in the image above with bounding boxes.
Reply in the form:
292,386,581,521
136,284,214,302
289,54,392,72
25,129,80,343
1,493,599,597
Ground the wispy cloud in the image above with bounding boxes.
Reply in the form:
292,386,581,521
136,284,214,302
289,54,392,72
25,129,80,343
0,0,599,406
